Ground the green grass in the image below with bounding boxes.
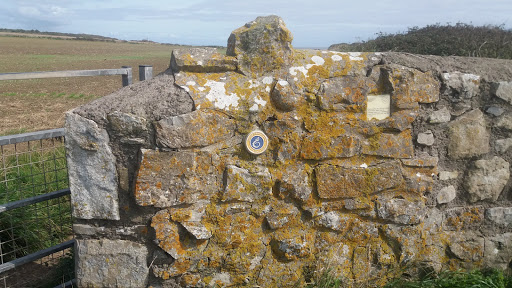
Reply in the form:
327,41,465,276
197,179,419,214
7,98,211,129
0,145,72,261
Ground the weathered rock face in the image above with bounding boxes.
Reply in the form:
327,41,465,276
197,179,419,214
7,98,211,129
66,15,512,288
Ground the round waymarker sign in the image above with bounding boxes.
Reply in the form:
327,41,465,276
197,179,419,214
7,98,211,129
245,130,269,155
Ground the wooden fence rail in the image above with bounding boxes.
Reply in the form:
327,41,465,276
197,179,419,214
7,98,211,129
0,65,153,87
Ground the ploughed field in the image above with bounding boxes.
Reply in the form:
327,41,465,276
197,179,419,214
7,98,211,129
0,36,188,135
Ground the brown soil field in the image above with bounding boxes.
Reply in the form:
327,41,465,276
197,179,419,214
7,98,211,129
0,36,192,135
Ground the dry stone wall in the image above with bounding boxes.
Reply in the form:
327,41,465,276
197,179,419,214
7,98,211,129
65,15,512,287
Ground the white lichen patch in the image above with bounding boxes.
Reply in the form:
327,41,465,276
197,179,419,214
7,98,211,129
311,55,325,66
289,66,308,77
205,80,239,110
262,76,273,84
360,163,368,169
348,52,363,61
277,80,289,86
186,81,197,86
248,80,260,88
180,85,190,92
331,54,343,62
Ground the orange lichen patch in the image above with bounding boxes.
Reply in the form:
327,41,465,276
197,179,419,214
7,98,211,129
401,165,437,194
300,133,360,160
385,65,440,107
316,161,404,199
443,207,484,231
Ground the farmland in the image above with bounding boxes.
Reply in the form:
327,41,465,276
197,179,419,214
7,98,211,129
0,36,190,135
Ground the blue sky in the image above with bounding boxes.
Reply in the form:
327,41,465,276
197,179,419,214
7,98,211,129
1,0,511,48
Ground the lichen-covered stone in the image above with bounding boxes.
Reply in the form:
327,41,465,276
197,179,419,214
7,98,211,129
443,72,481,99
447,109,490,159
65,112,120,220
492,81,512,105
362,130,414,158
222,165,272,202
437,186,457,204
227,15,294,75
76,239,148,287
443,206,484,231
170,47,237,73
316,162,403,199
447,231,485,262
376,195,426,224
271,79,302,111
301,134,361,160
155,110,235,149
318,76,369,111
276,163,312,202
135,150,220,207
464,156,510,202
385,65,440,105
485,207,512,226
107,111,149,144
265,201,300,230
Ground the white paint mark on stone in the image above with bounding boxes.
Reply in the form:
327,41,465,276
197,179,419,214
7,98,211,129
205,80,239,110
311,55,325,65
186,81,196,86
360,163,368,169
220,77,227,80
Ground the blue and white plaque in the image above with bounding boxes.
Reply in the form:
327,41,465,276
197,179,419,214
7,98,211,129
245,130,269,155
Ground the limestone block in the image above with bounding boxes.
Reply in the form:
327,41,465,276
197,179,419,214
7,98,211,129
485,207,512,226
151,209,208,261
316,162,403,199
486,106,505,117
301,133,361,160
318,76,370,111
107,111,149,141
464,156,510,202
447,109,490,159
496,114,512,131
64,112,120,220
443,206,484,231
493,81,512,105
496,138,512,153
76,239,148,287
417,130,435,146
385,65,440,105
222,165,272,202
227,15,294,75
447,231,485,262
135,150,220,207
442,72,481,99
401,155,438,167
439,171,459,180
271,79,302,111
277,163,312,202
437,186,457,204
376,196,426,224
428,107,451,123
170,201,212,240
155,110,236,149
314,211,356,232
362,130,414,158
170,47,237,73
484,233,512,270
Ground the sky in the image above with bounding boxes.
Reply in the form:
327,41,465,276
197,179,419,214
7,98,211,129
1,0,511,48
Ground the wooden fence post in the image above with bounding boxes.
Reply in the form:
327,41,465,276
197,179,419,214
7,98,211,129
139,65,153,81
122,66,132,86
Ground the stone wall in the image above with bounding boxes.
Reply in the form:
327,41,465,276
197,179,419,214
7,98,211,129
65,16,512,287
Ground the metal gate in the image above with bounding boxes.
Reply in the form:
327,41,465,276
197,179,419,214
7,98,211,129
0,129,74,288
